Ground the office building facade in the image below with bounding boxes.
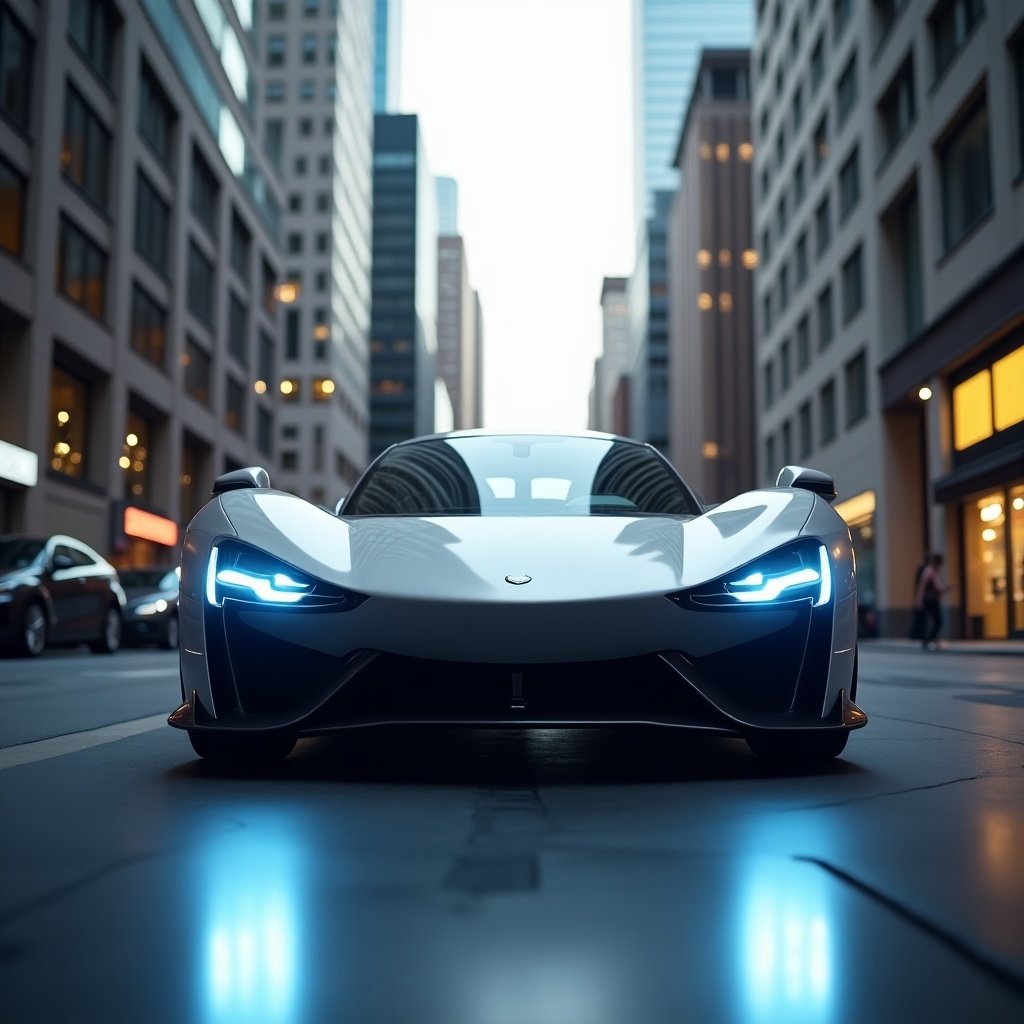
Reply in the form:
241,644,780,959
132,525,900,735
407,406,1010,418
668,49,757,504
437,235,482,430
369,113,437,457
590,277,630,435
752,0,1024,638
259,0,374,507
0,0,284,566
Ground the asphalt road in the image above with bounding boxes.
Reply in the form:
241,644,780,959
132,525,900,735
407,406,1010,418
1,645,1022,1023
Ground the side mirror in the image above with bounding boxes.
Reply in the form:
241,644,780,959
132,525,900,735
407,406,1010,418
212,467,270,495
52,553,75,571
775,465,837,502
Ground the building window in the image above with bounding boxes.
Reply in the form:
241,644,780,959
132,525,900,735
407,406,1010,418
186,239,215,325
841,245,864,322
259,330,275,385
285,309,300,360
820,379,837,444
833,0,853,42
190,146,219,238
875,0,910,41
315,232,329,254
228,292,248,365
815,194,831,256
939,96,992,252
130,282,167,369
0,4,33,131
763,292,773,336
795,231,808,286
180,436,206,522
287,232,303,255
776,194,787,238
134,170,170,274
838,145,860,221
266,80,285,103
302,33,317,63
265,119,283,168
775,128,786,170
299,117,313,137
792,84,804,132
952,346,1024,451
316,191,330,212
817,283,834,350
844,349,868,427
313,378,335,401
793,157,806,207
295,155,307,176
184,336,211,405
122,410,153,501
268,0,286,19
796,315,811,372
782,420,793,464
813,113,828,172
892,188,923,342
930,0,984,82
764,362,775,409
836,52,858,127
49,365,90,480
809,33,825,93
257,407,273,458
281,450,299,471
779,266,790,313
765,434,776,477
280,378,300,401
780,338,792,391
798,401,813,458
57,215,107,320
319,154,331,175
304,0,318,15
267,34,285,66
62,83,111,211
225,377,245,434
761,227,772,266
879,55,916,160
288,193,303,212
0,154,27,257
138,61,175,164
230,209,251,283
300,79,315,101
262,258,277,313
68,0,117,85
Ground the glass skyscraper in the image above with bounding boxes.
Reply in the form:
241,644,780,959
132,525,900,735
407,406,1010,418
374,0,402,112
633,0,754,220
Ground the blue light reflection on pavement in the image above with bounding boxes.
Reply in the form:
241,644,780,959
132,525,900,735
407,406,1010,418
197,817,306,1024
737,856,840,1024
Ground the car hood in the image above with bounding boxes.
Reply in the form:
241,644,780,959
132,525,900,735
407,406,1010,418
216,487,817,602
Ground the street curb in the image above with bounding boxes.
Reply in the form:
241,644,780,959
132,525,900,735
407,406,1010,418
860,640,1024,658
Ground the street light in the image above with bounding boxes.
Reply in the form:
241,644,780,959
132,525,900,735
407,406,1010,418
918,386,932,401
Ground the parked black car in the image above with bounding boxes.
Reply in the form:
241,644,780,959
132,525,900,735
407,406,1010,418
0,535,125,656
120,566,180,649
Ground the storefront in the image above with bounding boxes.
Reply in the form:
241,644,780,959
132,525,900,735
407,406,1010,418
0,438,38,533
109,501,179,570
936,334,1024,640
833,489,877,636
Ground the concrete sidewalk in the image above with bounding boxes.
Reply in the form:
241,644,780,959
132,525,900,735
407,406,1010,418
861,637,1024,657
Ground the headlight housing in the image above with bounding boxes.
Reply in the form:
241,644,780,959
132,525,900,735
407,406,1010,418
135,599,169,616
672,541,832,609
205,541,365,609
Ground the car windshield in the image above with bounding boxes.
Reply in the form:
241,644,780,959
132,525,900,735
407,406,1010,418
343,435,701,517
119,569,178,590
0,538,46,571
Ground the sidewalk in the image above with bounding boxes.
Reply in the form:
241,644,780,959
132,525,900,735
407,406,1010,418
860,637,1024,657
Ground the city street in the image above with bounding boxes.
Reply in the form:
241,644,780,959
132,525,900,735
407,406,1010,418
1,645,1023,1022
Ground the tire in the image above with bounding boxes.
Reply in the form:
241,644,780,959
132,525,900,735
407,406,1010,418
89,605,122,654
16,601,48,658
746,729,849,765
188,730,296,764
160,614,179,650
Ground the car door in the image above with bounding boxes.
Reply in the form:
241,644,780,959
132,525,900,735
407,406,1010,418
65,543,111,637
46,543,91,641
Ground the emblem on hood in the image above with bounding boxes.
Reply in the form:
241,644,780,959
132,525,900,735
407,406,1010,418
505,574,532,585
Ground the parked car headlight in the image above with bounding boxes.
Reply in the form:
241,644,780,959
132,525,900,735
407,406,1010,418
135,599,169,616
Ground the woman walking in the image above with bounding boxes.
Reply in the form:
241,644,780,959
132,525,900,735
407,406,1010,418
914,552,948,651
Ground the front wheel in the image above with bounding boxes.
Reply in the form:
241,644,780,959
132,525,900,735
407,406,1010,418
16,601,48,657
746,730,849,765
188,730,296,764
89,606,122,654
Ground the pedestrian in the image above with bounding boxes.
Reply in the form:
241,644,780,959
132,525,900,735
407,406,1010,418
909,554,929,640
914,552,948,650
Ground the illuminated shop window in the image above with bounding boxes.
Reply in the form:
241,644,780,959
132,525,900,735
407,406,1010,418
992,347,1024,431
953,370,992,451
49,367,89,480
312,378,335,400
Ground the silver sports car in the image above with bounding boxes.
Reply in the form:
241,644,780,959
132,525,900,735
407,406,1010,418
170,432,865,765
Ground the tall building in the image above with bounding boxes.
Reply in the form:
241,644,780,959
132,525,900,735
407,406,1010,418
258,0,375,507
437,235,483,429
590,278,630,434
627,0,754,455
752,0,1024,639
0,0,284,566
369,113,437,456
668,49,756,504
373,0,401,112
435,176,459,235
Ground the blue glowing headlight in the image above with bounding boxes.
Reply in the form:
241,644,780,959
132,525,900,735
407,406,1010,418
676,542,833,609
206,544,314,606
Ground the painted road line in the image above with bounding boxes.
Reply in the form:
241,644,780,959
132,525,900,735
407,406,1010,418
0,714,168,770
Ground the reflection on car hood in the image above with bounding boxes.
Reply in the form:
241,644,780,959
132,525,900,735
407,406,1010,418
216,487,818,602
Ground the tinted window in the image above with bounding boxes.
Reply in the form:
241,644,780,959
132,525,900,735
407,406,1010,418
0,537,45,570
344,436,700,517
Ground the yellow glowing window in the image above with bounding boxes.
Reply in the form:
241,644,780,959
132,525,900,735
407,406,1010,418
953,370,992,451
833,489,876,528
992,346,1024,432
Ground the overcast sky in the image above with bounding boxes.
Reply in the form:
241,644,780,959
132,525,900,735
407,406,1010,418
400,0,635,432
